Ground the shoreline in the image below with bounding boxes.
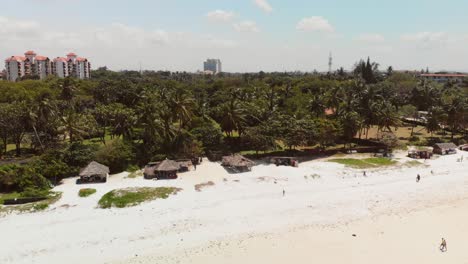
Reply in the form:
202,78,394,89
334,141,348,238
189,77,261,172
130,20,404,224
116,196,468,264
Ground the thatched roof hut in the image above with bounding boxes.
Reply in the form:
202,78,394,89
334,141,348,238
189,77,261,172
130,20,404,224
144,159,183,180
156,159,180,172
407,146,433,159
221,154,255,173
78,161,109,183
433,143,457,155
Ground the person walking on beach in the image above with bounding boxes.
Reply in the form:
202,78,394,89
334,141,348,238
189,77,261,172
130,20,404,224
416,174,421,183
440,238,447,252
363,171,367,177
283,189,285,197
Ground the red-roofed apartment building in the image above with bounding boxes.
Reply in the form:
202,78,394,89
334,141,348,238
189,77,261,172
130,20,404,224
51,52,91,79
4,51,91,81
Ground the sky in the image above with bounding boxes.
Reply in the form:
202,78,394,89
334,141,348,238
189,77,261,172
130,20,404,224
1,0,468,72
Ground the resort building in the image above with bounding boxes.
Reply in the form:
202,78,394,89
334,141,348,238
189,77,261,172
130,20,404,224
203,59,222,74
4,50,91,81
421,73,468,83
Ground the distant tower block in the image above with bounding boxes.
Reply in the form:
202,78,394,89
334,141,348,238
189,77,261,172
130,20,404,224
328,52,333,73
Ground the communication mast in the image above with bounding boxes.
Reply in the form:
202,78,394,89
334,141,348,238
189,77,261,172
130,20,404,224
328,52,333,74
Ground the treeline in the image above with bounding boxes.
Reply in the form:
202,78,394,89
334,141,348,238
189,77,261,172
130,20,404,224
0,60,467,194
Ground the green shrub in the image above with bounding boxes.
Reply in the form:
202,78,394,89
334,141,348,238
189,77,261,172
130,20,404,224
32,203,48,211
95,139,134,174
190,118,224,151
78,188,97,197
126,164,140,173
20,187,49,198
63,142,99,169
98,187,181,209
0,164,50,194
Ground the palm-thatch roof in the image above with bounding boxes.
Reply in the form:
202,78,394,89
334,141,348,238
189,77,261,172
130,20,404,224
80,161,109,176
222,155,255,168
155,159,180,172
434,143,457,149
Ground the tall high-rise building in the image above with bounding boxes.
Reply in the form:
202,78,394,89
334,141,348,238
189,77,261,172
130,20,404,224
4,50,90,81
203,59,222,74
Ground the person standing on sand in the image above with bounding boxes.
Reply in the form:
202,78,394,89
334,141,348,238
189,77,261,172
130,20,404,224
283,189,285,197
363,171,367,177
416,174,421,182
440,238,447,252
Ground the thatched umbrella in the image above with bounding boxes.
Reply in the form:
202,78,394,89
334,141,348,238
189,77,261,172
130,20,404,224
433,143,458,155
144,159,180,179
156,159,180,172
78,161,109,183
221,154,255,173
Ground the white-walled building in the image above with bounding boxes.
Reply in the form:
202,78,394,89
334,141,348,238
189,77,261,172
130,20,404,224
4,50,91,81
35,56,52,79
5,56,27,81
52,57,69,78
203,59,222,74
421,73,468,83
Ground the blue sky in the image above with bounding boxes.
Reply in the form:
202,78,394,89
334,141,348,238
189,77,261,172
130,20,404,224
1,0,468,72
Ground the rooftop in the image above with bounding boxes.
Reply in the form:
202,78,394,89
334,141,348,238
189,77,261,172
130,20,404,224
5,56,27,62
79,161,110,176
35,56,49,61
421,74,468,78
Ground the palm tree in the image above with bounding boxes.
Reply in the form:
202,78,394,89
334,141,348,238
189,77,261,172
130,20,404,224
59,77,78,103
60,109,86,142
26,94,57,151
445,97,466,140
426,106,444,136
219,100,246,137
169,87,195,132
373,100,400,134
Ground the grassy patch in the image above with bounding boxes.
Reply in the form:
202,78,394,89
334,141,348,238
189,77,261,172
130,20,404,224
0,192,62,214
98,187,181,209
329,158,397,169
32,203,49,211
0,192,21,205
403,160,425,167
78,188,97,197
194,181,215,192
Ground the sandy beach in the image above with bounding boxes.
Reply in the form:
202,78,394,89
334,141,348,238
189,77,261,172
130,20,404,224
1,151,467,264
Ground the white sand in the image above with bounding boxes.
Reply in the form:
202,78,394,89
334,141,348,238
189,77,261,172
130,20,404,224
0,151,467,264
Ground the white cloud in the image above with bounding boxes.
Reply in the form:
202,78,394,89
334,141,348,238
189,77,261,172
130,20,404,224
0,16,40,40
233,21,260,33
401,31,447,42
205,10,235,23
296,17,334,33
2,15,468,73
253,0,273,13
400,32,450,49
356,33,385,43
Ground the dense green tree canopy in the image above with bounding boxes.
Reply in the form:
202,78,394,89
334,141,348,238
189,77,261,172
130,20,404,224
0,61,467,194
